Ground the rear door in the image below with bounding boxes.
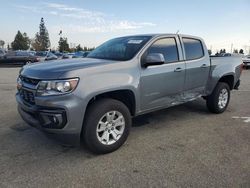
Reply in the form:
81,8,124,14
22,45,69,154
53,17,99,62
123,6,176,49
140,36,186,111
180,37,210,98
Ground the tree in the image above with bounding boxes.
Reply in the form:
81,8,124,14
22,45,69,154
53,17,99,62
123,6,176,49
82,46,95,51
11,30,30,50
23,33,31,47
88,47,95,51
0,40,5,48
76,44,83,51
58,37,69,52
239,49,244,54
233,49,238,53
32,18,50,51
219,49,226,54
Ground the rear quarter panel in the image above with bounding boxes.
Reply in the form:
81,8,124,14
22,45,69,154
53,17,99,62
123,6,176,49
206,56,242,95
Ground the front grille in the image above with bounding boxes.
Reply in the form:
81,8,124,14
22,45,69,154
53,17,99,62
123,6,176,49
19,89,35,105
20,76,40,86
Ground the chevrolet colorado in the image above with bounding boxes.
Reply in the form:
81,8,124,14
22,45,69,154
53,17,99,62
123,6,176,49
16,34,243,154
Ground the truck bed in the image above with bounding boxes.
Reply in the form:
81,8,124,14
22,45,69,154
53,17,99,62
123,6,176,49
209,56,242,91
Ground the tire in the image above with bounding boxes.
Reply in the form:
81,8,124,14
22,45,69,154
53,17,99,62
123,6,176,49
25,61,32,65
206,82,230,114
82,99,131,154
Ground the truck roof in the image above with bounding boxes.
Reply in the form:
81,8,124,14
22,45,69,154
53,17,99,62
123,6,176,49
120,33,203,40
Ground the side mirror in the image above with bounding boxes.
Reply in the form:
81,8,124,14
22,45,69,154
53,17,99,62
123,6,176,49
142,53,165,67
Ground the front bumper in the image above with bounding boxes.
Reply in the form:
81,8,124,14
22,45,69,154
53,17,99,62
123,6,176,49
17,104,67,129
16,93,86,145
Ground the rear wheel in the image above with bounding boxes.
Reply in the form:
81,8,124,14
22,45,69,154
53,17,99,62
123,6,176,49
82,99,131,154
206,82,230,114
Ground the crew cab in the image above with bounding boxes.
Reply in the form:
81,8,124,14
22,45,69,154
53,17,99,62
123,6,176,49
16,34,243,154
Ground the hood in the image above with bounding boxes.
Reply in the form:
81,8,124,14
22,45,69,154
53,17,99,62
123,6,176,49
20,58,116,79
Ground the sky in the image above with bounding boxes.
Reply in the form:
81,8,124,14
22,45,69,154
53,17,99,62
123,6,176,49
0,0,250,54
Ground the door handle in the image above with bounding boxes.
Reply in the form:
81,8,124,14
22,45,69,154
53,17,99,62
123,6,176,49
200,64,208,68
174,67,183,72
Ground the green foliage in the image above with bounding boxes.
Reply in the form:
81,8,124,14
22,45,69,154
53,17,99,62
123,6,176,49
219,49,226,54
239,49,244,54
32,18,50,51
11,30,30,50
7,17,95,52
58,37,70,52
84,46,95,51
233,49,238,53
69,44,95,52
76,44,83,51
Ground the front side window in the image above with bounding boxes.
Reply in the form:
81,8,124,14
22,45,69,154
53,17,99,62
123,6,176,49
146,38,179,63
183,38,204,60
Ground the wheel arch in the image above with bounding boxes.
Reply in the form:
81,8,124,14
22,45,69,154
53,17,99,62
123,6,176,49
80,89,136,143
218,74,234,90
85,89,136,117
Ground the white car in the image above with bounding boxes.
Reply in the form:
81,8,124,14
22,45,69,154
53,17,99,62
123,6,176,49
242,55,250,69
35,51,58,62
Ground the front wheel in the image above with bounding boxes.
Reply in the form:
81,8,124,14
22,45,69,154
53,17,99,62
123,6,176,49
206,82,230,114
82,99,131,154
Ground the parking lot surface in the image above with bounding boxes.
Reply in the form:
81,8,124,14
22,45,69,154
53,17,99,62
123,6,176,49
0,67,249,187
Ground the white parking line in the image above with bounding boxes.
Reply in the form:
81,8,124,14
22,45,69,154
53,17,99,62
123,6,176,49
238,90,250,92
232,116,250,123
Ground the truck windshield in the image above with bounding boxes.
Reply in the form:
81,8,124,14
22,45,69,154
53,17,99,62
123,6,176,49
87,36,152,61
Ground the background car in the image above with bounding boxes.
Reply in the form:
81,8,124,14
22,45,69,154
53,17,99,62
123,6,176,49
72,51,90,58
35,51,58,61
52,51,63,59
67,52,75,58
0,50,39,65
61,53,70,59
0,49,5,59
242,55,250,69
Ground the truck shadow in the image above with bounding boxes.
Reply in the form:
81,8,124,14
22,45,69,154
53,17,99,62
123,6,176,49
133,99,210,127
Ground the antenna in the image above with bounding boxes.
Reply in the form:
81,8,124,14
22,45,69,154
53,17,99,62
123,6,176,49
176,30,179,34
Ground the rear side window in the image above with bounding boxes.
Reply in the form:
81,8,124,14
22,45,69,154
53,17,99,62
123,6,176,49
183,38,204,60
147,38,179,63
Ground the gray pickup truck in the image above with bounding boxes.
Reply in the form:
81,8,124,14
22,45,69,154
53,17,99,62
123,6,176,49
16,34,243,154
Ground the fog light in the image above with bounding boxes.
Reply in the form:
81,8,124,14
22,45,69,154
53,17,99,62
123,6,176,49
48,115,59,125
39,111,66,129
53,116,57,123
48,114,63,125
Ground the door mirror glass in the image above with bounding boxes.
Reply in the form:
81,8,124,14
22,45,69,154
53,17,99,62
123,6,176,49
142,53,165,67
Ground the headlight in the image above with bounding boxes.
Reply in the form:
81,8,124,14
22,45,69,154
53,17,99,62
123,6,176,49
36,78,79,96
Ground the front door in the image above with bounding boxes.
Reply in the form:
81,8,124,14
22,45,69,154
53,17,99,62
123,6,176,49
140,37,185,111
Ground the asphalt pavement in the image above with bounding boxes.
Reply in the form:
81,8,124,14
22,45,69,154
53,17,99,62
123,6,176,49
0,67,249,188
